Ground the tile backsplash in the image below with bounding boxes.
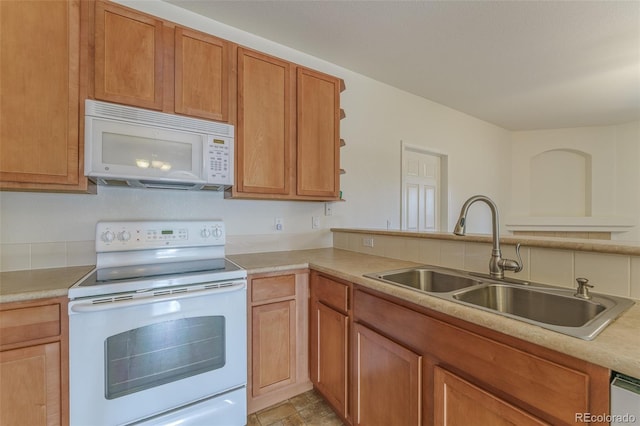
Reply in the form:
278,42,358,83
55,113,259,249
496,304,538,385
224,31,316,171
333,231,640,300
0,231,333,272
1,241,95,271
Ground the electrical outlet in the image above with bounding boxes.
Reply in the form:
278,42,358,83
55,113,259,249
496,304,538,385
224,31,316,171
324,203,333,216
275,217,283,231
312,216,320,229
362,237,374,247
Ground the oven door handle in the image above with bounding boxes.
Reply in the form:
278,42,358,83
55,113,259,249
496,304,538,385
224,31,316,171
69,282,246,313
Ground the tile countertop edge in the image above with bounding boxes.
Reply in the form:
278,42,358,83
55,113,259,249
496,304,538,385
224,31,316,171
331,227,640,256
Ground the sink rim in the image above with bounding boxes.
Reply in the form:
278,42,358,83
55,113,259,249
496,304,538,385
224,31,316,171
363,265,635,340
364,267,484,293
452,283,609,328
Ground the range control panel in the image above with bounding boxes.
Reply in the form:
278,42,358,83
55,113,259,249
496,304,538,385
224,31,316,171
96,220,225,252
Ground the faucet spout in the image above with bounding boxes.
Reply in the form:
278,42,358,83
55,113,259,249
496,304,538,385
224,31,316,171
453,195,522,279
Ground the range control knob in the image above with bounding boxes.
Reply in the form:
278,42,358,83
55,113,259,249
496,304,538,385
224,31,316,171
201,228,211,238
117,231,131,242
101,231,115,243
213,226,223,238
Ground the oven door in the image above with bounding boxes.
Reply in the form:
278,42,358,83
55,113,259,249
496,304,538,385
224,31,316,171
69,281,246,426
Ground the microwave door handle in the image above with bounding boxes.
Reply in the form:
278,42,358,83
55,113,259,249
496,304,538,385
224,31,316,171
69,282,245,313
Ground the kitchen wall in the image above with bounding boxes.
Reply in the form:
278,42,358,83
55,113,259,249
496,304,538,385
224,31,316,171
507,121,640,241
0,0,512,272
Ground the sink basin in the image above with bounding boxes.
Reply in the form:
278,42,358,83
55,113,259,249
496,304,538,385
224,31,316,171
364,268,482,293
364,265,635,340
453,284,606,327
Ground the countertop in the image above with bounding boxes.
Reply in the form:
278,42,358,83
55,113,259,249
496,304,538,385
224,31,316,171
0,265,94,303
1,249,638,378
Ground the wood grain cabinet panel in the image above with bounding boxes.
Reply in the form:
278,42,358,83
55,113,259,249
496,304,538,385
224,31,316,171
174,27,229,121
247,270,311,413
0,0,85,190
94,0,164,110
296,67,341,198
0,297,68,426
0,304,60,346
236,47,294,195
433,367,548,426
231,51,342,200
310,272,351,423
0,343,61,426
348,284,610,426
354,323,421,426
252,300,296,392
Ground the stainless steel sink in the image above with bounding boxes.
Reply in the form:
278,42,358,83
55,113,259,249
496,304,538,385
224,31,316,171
364,265,635,340
453,284,606,327
365,268,482,293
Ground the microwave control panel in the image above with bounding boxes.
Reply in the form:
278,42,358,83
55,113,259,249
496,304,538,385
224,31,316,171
205,136,233,186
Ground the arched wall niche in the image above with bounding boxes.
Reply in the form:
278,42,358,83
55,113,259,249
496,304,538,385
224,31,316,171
529,149,592,217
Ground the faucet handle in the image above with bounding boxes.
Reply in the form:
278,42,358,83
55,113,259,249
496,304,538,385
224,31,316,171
513,243,523,272
498,243,524,273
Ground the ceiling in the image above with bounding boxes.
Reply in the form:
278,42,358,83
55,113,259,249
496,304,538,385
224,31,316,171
167,0,640,131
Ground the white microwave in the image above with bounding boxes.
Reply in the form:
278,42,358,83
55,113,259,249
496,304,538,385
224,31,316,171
85,100,234,190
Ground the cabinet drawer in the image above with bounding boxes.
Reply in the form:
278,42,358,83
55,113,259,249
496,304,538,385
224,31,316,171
252,274,296,303
313,274,349,313
0,304,60,346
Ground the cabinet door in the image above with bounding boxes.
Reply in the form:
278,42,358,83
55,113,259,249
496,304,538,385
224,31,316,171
174,27,229,121
0,342,61,426
354,323,422,426
296,67,340,198
94,0,164,110
311,301,349,419
236,48,294,195
433,366,549,426
0,0,80,186
251,300,296,395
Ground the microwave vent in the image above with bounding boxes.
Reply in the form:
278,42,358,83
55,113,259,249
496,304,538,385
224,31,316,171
90,176,228,191
85,99,233,137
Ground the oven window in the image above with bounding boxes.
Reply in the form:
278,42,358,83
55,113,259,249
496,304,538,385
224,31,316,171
105,316,225,399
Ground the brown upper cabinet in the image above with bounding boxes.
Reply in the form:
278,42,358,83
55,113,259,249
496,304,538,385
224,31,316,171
0,0,90,192
94,1,164,110
229,47,343,201
93,1,231,122
174,27,229,122
234,48,295,196
296,67,341,199
1,0,341,196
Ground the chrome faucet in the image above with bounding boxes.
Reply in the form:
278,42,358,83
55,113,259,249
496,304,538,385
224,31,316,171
453,195,523,279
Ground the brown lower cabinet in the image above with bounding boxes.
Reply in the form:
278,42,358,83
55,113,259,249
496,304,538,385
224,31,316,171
310,271,611,426
0,297,68,426
310,272,351,423
248,269,312,413
433,367,548,426
354,323,422,426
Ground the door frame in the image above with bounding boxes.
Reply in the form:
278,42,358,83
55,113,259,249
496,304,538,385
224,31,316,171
400,141,449,232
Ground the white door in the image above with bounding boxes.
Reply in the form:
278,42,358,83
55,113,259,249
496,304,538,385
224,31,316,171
402,146,441,231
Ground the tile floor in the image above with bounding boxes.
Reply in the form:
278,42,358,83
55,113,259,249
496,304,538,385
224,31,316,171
247,390,345,426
